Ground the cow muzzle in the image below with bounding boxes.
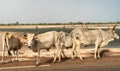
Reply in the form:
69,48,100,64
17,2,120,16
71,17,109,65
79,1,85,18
28,46,31,49
115,34,119,39
116,36,119,39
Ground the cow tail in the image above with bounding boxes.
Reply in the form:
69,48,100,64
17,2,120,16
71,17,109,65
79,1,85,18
5,33,12,56
1,35,5,62
4,33,8,49
8,51,12,56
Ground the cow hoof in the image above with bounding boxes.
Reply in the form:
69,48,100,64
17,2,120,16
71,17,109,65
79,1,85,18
94,57,99,60
61,55,65,58
98,56,101,59
52,60,56,63
71,57,74,59
35,63,40,66
35,64,39,66
35,64,40,66
58,61,61,63
52,61,55,63
80,58,84,61
71,56,76,59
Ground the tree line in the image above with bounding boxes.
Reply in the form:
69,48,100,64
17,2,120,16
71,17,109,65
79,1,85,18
0,21,120,26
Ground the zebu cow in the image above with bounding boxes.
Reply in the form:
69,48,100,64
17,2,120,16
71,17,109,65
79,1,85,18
59,31,72,48
1,32,27,63
27,31,64,65
71,25,119,60
59,31,79,59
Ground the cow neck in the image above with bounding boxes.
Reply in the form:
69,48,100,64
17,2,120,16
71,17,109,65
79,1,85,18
97,29,113,43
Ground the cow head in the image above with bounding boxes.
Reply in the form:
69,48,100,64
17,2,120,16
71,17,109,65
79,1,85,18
21,32,28,45
109,25,119,39
59,31,66,44
27,33,38,52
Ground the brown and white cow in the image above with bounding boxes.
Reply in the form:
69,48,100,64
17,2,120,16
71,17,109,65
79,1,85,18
1,32,27,63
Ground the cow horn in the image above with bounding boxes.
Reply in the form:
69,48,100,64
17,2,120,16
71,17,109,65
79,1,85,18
112,25,117,30
35,32,40,35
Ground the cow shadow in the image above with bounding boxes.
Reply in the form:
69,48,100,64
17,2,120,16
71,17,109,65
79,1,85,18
100,49,110,57
44,57,70,64
90,48,110,58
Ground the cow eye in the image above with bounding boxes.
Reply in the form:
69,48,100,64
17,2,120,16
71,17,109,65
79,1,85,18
76,37,79,40
24,32,27,37
33,37,38,40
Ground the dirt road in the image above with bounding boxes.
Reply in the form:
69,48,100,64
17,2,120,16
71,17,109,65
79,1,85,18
1,56,120,71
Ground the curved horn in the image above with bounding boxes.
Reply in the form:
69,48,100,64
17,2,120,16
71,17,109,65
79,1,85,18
112,25,117,30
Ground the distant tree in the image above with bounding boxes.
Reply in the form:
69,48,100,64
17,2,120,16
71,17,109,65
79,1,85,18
77,22,83,24
14,21,19,25
86,22,90,24
68,22,73,24
116,21,120,24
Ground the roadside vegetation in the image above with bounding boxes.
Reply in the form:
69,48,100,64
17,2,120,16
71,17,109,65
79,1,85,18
0,21,120,26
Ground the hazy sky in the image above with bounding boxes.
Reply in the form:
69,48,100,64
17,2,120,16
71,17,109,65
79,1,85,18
0,0,120,24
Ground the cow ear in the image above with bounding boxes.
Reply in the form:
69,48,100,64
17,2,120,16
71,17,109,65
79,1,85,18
24,32,27,38
34,35,38,41
6,32,12,38
112,25,117,30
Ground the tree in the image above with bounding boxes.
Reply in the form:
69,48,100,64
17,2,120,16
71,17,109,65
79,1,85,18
14,21,19,25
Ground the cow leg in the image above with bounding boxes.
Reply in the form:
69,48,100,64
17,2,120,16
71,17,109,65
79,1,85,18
94,45,99,60
71,40,76,59
61,48,66,58
53,50,56,63
71,47,74,59
58,48,62,62
16,50,19,62
1,37,5,63
53,47,62,63
53,41,62,63
13,51,16,62
6,37,13,63
53,49,57,63
14,50,19,62
36,49,40,66
16,47,19,62
77,44,83,61
8,50,12,63
97,46,101,59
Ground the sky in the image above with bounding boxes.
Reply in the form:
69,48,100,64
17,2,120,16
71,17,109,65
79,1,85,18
0,0,120,24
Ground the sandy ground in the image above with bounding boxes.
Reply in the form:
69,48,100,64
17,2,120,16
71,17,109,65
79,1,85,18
1,56,120,71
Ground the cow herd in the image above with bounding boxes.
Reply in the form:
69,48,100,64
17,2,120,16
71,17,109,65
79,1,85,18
0,25,119,66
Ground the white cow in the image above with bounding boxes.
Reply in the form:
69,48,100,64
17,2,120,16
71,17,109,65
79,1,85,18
71,25,119,60
27,31,65,66
1,32,27,63
59,31,79,59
